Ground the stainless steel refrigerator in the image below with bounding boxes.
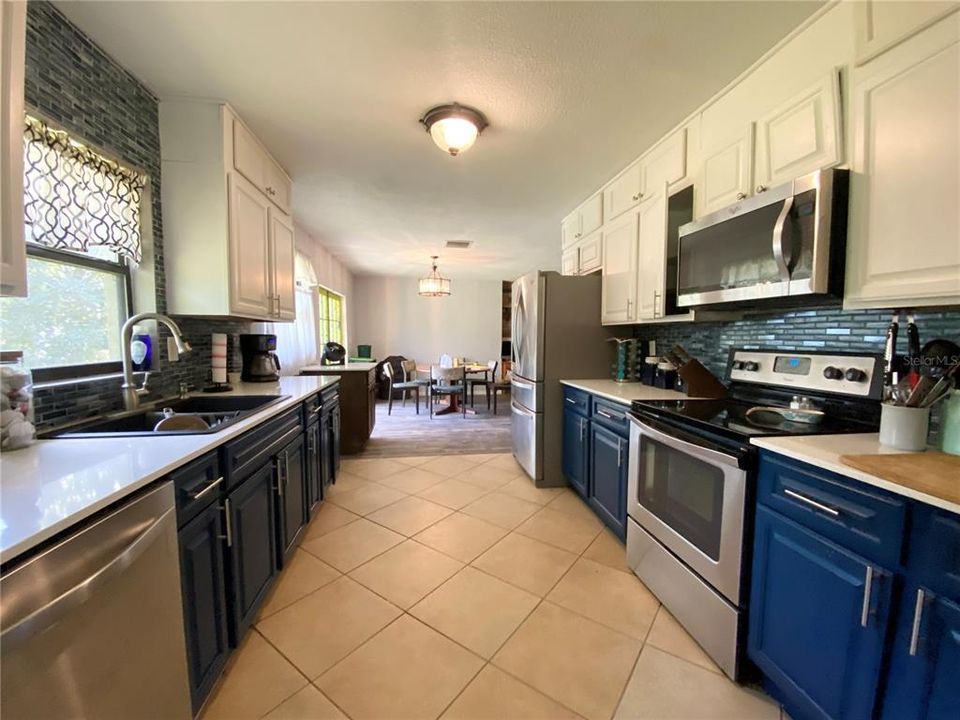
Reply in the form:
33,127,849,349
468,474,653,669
510,270,612,487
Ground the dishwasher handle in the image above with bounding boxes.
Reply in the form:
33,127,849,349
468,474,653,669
0,505,175,650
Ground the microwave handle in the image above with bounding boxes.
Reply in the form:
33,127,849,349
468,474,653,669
772,196,795,282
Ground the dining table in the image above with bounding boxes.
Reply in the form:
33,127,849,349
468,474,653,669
415,363,490,415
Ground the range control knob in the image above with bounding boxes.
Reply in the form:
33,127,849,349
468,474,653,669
743,361,760,372
845,368,867,383
732,361,745,370
823,366,844,380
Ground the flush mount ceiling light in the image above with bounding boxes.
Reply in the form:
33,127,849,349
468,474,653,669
419,103,488,156
418,255,451,297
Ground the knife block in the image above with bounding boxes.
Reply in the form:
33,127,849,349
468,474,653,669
678,359,727,399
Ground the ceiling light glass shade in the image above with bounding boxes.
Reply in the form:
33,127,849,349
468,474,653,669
420,103,488,157
418,257,452,297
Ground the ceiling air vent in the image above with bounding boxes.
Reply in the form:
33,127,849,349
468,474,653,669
445,241,472,250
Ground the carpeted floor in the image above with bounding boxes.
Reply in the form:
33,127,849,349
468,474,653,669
362,396,511,457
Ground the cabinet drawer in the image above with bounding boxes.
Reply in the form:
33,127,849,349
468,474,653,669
758,453,906,568
908,504,960,601
562,387,590,416
592,397,630,436
223,409,302,488
303,393,321,426
171,452,223,527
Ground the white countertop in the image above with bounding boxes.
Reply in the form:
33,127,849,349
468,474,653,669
0,375,340,565
302,362,378,372
559,379,692,405
751,434,960,515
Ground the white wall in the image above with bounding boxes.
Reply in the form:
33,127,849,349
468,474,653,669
353,275,502,364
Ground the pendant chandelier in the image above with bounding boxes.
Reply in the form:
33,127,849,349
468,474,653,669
418,256,451,297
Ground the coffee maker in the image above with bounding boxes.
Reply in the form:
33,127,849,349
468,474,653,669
239,334,281,382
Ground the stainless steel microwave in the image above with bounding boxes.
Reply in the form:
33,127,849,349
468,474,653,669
677,168,848,307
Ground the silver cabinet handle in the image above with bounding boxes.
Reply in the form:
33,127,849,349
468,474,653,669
736,192,747,200
756,184,768,193
576,247,581,276
653,290,661,318
223,499,233,547
626,298,633,317
190,475,224,500
860,565,874,627
0,506,174,649
617,437,623,468
908,588,927,656
597,409,623,421
276,459,285,498
580,417,586,442
565,397,577,405
783,488,840,518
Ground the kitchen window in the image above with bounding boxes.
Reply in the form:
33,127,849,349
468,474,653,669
0,115,145,381
318,286,345,348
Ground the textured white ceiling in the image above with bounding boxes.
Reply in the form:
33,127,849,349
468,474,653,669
56,1,822,280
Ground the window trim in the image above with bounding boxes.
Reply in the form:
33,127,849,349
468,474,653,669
21,243,133,383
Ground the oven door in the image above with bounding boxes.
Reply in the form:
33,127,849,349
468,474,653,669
627,415,750,606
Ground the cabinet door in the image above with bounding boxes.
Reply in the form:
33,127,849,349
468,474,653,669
640,129,686,198
579,192,603,237
562,408,588,498
601,211,638,324
696,124,754,217
749,506,892,720
232,118,266,190
179,502,230,714
269,209,296,321
636,191,668,321
578,230,602,274
228,173,272,318
603,159,643,222
588,424,627,539
846,15,960,308
883,587,960,720
276,434,307,566
754,72,842,189
855,0,959,65
226,462,277,642
0,0,26,297
264,160,291,214
561,212,580,249
561,245,579,276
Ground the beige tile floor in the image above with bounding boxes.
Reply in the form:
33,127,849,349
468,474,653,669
202,452,785,720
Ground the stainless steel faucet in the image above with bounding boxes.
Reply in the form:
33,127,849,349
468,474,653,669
121,313,191,411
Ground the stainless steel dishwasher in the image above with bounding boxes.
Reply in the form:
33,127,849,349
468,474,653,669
1,481,192,719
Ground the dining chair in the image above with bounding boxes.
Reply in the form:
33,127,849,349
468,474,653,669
383,361,423,415
492,362,512,415
429,365,467,418
467,360,498,411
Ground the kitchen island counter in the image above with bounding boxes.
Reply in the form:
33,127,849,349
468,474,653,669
0,375,340,564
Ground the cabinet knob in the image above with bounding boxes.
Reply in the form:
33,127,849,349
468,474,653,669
736,192,747,200
755,184,767,194
632,193,642,201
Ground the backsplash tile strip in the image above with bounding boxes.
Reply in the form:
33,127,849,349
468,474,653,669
23,2,251,429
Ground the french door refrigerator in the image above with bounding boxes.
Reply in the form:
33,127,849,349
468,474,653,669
511,270,611,487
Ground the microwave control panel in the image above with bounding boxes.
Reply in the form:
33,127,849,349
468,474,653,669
728,350,882,398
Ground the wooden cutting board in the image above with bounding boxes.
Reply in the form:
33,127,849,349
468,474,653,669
840,452,960,507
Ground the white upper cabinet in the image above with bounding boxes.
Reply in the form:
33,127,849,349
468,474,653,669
846,12,960,308
561,212,579,249
0,1,26,297
754,71,843,189
855,0,960,65
696,124,754,217
232,118,291,214
561,192,603,248
640,129,687,198
160,100,296,320
601,211,639,324
561,245,579,275
560,229,602,277
603,160,643,222
635,190,669,321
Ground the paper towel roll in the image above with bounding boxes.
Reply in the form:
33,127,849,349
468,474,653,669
211,333,227,384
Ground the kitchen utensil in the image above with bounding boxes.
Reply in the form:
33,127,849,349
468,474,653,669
905,375,935,407
918,363,959,408
745,405,825,425
882,311,899,400
153,409,210,433
920,338,960,379
891,376,913,405
905,314,920,389
879,403,930,451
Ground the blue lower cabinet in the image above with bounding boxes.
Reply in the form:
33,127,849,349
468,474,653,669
589,423,627,540
226,462,278,643
276,434,307,567
562,406,588,498
178,501,230,714
749,505,892,720
882,586,960,720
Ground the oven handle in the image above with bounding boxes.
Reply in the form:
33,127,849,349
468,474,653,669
630,414,750,470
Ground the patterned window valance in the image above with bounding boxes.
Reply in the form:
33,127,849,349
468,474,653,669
23,114,147,263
